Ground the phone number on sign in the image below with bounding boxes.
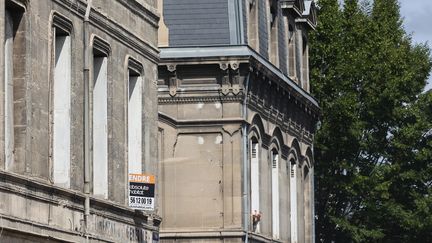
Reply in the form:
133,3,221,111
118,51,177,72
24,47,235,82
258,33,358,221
129,196,154,208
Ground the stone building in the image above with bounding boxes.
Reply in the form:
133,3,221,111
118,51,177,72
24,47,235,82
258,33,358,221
0,0,160,242
157,0,319,242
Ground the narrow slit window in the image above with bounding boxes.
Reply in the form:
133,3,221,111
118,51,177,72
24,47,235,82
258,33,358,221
52,27,71,188
128,68,143,174
93,51,108,199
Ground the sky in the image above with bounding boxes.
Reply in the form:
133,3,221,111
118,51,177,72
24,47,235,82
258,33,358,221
399,0,432,91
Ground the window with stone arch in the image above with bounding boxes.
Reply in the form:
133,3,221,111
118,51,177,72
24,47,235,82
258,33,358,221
302,155,313,242
288,152,299,243
270,146,280,239
250,136,260,232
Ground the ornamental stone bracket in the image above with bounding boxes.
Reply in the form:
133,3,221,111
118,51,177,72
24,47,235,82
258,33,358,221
167,64,177,97
219,61,241,96
220,63,230,95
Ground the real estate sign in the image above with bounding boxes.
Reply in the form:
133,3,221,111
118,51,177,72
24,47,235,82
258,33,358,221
128,173,155,210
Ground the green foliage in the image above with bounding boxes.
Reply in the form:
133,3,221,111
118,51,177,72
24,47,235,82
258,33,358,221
310,0,432,242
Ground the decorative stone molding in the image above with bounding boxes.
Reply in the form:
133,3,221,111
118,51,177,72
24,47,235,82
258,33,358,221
166,64,177,96
231,68,241,95
159,95,243,104
8,0,28,10
91,35,111,56
51,11,73,34
219,62,229,71
167,64,176,72
128,57,144,75
229,62,239,70
221,68,230,95
51,0,159,64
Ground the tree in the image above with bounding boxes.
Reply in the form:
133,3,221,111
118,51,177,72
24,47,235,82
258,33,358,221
310,0,432,242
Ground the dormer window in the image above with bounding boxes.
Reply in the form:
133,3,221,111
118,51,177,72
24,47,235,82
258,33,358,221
248,0,259,51
269,0,278,66
288,23,297,81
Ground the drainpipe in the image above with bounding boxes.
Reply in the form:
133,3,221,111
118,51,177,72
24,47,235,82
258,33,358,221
242,71,251,243
83,0,92,240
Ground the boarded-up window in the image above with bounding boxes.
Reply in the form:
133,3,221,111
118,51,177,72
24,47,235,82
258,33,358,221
271,149,280,239
93,50,108,198
290,159,298,242
128,67,143,174
4,10,14,170
52,26,71,188
251,139,260,232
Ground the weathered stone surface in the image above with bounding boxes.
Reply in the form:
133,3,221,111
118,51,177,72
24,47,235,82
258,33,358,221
0,0,160,241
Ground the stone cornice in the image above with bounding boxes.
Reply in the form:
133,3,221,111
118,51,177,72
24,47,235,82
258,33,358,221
158,94,244,104
159,45,320,115
53,0,160,64
117,0,160,27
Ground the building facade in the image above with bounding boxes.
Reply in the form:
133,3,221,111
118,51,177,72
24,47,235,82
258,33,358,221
157,0,319,242
0,0,160,242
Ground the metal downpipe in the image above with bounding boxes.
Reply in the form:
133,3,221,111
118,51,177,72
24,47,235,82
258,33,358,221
242,71,251,242
83,1,92,241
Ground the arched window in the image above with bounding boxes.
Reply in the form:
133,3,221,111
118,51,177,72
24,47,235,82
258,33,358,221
271,149,280,239
250,137,260,232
